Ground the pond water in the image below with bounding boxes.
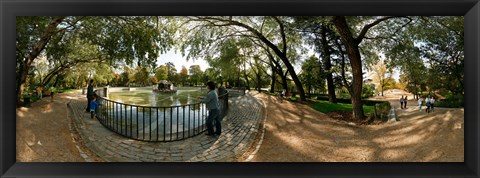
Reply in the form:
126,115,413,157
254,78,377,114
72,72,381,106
96,88,226,141
107,89,207,107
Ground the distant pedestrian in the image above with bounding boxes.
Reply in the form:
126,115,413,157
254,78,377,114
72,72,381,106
430,97,436,112
86,79,94,112
36,85,43,99
90,95,102,119
404,96,408,109
418,96,423,110
425,96,431,113
49,86,57,102
199,81,221,136
400,96,404,109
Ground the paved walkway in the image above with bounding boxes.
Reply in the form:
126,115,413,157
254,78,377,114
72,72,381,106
67,92,263,162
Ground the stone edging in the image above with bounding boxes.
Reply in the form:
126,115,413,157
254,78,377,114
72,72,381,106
244,96,267,162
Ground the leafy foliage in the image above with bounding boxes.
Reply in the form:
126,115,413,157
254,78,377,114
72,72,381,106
362,83,375,99
189,65,203,86
299,55,325,94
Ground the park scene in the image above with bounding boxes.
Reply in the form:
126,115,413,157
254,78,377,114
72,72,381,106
16,16,463,162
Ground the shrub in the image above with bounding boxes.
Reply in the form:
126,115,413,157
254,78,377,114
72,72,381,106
362,83,375,99
435,94,464,108
309,94,388,106
368,102,392,121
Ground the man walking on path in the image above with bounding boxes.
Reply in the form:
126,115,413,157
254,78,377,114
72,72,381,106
199,81,221,136
86,80,94,112
50,86,57,102
404,96,408,109
425,96,431,113
400,96,404,109
430,97,436,112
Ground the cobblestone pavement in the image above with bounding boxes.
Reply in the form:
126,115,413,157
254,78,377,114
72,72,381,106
68,92,263,162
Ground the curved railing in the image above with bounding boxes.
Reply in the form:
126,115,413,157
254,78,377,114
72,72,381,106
93,89,228,142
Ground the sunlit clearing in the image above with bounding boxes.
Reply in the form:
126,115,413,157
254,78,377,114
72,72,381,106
380,149,408,160
453,122,463,130
443,111,453,122
336,146,374,161
17,111,25,117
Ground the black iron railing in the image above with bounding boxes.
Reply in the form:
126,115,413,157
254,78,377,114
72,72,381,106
93,89,228,142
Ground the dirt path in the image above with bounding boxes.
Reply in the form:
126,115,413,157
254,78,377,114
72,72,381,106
248,91,464,162
16,92,99,162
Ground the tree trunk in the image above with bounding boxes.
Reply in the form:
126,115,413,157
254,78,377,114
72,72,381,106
16,16,66,107
281,70,289,93
320,26,337,103
332,16,365,120
256,72,261,92
53,74,61,87
227,18,306,101
243,62,250,90
270,64,276,93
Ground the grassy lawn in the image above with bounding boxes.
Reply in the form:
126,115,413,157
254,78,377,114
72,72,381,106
308,99,374,114
59,88,78,93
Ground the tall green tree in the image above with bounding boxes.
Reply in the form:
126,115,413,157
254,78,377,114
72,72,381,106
299,56,324,95
16,16,173,106
180,66,189,86
180,16,307,101
294,17,338,103
155,65,168,81
189,65,203,86
134,66,151,86
165,62,177,83
370,60,394,96
331,16,407,120
120,66,135,87
417,17,464,97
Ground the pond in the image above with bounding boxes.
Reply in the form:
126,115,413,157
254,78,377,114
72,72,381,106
107,89,207,107
95,88,226,141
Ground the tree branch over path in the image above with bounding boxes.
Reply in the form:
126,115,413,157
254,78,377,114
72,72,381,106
355,16,397,44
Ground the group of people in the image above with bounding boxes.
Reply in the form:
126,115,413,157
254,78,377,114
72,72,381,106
400,95,436,113
399,95,409,109
36,85,57,102
417,96,436,113
85,79,101,119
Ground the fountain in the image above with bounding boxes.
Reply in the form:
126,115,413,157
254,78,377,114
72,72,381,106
153,80,177,93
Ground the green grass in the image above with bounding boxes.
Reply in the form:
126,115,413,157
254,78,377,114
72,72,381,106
308,99,374,114
59,88,78,93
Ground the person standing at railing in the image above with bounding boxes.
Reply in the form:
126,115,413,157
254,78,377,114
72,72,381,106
198,81,221,137
86,79,94,113
90,95,102,119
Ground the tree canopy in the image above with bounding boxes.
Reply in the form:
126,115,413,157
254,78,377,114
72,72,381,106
16,16,464,120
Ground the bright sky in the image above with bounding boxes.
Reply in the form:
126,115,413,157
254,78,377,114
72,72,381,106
154,47,401,82
156,50,210,72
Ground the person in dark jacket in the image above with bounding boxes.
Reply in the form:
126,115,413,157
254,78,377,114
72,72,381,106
199,81,221,136
86,79,94,112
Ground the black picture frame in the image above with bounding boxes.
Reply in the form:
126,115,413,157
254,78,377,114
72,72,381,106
1,0,478,177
